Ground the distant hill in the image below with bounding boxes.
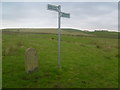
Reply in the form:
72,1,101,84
2,28,119,39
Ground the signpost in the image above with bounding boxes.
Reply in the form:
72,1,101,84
47,4,70,69
48,4,58,11
61,12,70,18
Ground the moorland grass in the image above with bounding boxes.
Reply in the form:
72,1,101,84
2,31,118,88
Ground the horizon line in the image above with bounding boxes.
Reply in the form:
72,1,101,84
1,27,119,32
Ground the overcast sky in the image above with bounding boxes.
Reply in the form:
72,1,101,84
2,2,118,31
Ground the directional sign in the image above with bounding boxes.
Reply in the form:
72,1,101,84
47,4,70,69
47,4,58,12
61,12,70,18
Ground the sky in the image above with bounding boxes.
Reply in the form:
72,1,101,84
1,2,118,31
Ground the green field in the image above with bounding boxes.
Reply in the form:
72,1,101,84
2,29,118,88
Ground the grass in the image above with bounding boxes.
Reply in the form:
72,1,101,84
2,29,118,88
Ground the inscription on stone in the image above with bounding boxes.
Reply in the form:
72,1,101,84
25,48,38,73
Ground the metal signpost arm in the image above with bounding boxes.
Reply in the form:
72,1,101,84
58,5,61,69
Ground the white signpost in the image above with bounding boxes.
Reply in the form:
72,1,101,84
47,4,70,69
61,12,70,18
48,4,58,11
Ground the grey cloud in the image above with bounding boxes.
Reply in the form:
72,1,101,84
2,2,118,31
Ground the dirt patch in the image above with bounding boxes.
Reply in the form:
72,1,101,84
80,44,86,47
51,37,54,40
53,83,61,88
17,41,23,46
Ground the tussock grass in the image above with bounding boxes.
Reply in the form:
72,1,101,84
3,45,18,56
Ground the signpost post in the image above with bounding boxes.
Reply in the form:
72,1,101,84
47,4,70,69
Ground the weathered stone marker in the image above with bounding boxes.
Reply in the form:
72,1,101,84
25,48,38,73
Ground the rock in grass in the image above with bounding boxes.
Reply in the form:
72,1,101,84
25,48,38,73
